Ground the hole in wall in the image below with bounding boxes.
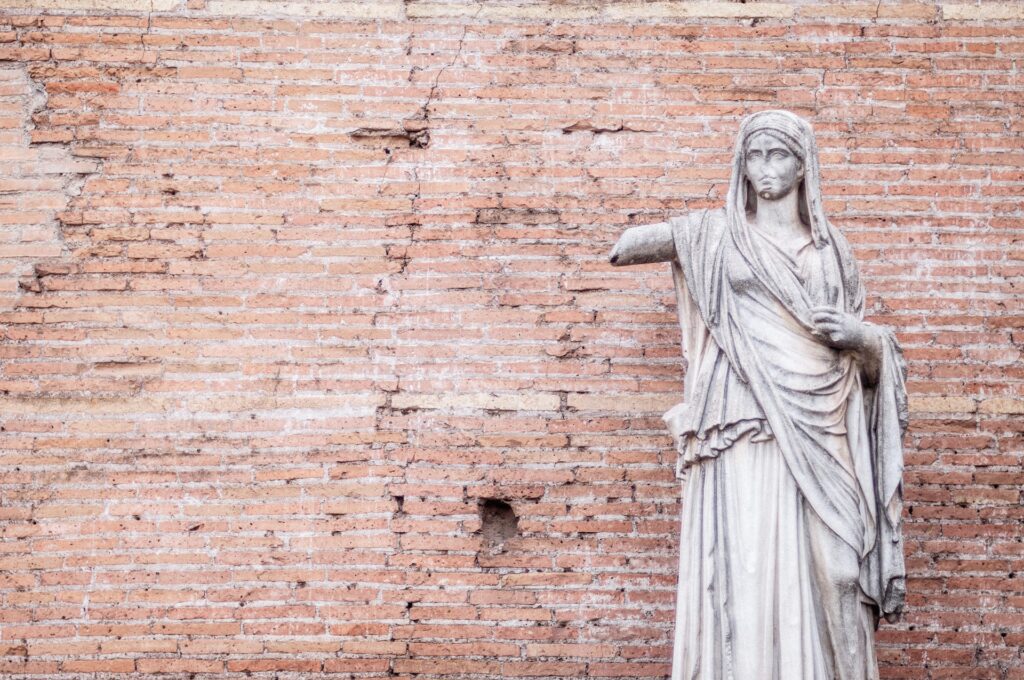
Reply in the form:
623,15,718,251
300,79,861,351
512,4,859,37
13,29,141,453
477,498,518,552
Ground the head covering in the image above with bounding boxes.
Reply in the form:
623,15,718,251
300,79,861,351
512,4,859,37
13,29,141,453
723,110,864,323
727,109,830,247
742,110,806,160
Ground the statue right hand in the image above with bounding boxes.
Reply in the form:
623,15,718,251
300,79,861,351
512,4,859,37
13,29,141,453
810,306,868,351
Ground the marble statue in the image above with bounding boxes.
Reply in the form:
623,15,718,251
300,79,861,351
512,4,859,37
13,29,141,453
610,110,908,680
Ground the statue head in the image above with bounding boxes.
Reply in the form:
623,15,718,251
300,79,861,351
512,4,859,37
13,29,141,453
744,131,805,202
727,109,829,246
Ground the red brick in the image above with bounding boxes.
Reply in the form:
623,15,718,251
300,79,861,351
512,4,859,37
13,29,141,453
0,9,1018,680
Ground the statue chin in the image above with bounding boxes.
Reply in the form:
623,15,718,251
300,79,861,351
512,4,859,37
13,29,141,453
756,185,796,201
758,189,776,200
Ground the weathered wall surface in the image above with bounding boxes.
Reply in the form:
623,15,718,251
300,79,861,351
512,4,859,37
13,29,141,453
0,1,1021,677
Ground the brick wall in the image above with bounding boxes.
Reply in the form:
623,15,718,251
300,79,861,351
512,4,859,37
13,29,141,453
0,1,1021,677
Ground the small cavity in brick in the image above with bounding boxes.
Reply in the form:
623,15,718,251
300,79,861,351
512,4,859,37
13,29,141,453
478,498,518,551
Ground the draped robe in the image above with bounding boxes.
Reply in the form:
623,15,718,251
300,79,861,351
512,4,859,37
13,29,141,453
662,208,908,679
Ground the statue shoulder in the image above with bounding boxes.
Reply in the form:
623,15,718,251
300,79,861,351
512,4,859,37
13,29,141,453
669,207,727,243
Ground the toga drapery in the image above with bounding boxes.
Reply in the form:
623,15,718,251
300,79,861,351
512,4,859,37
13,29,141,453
662,207,908,679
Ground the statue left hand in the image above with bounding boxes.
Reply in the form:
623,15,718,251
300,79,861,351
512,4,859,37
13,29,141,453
810,306,868,351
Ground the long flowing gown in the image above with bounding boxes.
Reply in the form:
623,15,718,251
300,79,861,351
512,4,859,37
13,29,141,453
662,208,907,680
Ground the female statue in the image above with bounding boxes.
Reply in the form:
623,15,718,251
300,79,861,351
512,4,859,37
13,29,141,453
610,110,908,680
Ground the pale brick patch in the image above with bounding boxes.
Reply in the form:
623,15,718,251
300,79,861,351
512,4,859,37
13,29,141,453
392,392,561,411
406,2,600,20
0,0,176,9
607,1,793,19
978,397,1024,415
942,3,1024,20
204,0,402,18
567,393,679,413
908,396,978,414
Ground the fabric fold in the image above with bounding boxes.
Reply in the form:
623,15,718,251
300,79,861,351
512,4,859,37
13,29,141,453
664,110,907,680
665,207,908,624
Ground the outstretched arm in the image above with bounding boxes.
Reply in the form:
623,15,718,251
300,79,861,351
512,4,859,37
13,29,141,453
609,221,676,266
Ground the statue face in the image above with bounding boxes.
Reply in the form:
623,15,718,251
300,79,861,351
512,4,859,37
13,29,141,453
743,132,805,202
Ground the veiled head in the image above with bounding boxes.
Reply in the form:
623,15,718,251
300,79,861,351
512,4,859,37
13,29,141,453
728,110,828,244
